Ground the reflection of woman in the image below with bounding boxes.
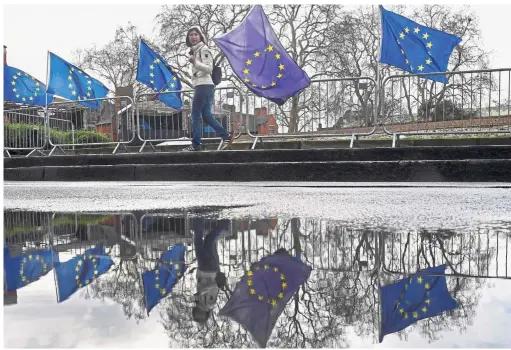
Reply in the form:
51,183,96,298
191,217,229,323
183,26,233,151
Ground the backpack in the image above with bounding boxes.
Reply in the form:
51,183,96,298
199,47,222,86
211,64,222,86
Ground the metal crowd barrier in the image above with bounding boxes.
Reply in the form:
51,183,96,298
3,107,47,157
47,96,136,155
243,77,378,149
135,86,244,152
380,68,511,147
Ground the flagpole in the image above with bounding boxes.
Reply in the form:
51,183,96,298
376,5,383,130
49,213,60,303
45,51,50,149
376,231,383,343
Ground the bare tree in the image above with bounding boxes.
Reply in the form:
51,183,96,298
155,5,251,89
263,5,337,133
74,23,151,97
324,5,492,125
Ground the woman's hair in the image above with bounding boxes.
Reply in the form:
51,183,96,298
186,26,206,47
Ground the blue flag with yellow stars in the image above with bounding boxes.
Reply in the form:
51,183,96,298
379,264,459,342
4,65,54,107
379,5,462,83
136,39,182,110
142,244,187,315
214,5,311,106
54,246,114,303
47,52,110,109
3,246,59,291
219,248,312,347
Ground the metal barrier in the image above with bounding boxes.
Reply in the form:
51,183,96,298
3,107,47,157
135,86,244,152
242,77,378,148
381,68,511,147
47,96,136,155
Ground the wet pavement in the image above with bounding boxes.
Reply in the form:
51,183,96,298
3,182,511,347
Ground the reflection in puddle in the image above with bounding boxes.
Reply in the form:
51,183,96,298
3,210,511,348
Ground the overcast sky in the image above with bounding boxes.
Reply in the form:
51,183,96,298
2,2,511,88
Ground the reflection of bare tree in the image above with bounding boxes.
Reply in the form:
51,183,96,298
86,259,147,323
69,215,505,347
380,227,505,343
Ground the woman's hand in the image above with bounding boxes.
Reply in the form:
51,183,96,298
188,56,196,64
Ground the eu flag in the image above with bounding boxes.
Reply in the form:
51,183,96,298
54,246,113,302
214,5,311,106
47,52,110,109
219,248,312,347
3,246,59,291
142,244,187,315
136,40,183,110
379,6,462,83
4,65,54,107
379,264,459,342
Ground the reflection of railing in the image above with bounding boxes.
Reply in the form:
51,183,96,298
5,212,510,279
3,211,52,252
381,230,510,279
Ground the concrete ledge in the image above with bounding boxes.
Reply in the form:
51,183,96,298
4,145,511,169
5,159,511,182
43,165,136,181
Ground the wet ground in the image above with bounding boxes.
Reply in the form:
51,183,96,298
3,182,511,347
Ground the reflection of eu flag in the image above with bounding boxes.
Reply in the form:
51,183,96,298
379,264,459,342
214,5,311,106
142,244,187,315
54,246,113,302
136,40,182,110
379,6,462,83
219,248,312,347
3,247,59,291
4,65,54,107
47,52,110,109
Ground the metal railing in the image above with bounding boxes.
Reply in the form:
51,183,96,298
135,86,244,152
3,68,510,157
47,96,136,155
243,77,378,149
380,68,511,147
3,107,47,157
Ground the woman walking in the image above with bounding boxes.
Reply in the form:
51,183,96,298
183,26,233,151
